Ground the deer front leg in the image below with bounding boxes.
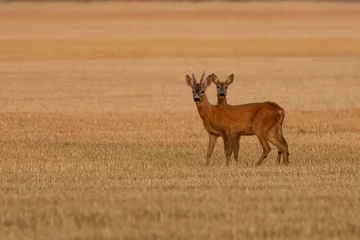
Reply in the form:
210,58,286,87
223,134,234,166
233,134,241,162
206,134,218,166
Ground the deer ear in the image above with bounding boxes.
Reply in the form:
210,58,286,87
225,74,234,85
211,74,220,85
203,75,212,89
186,75,193,88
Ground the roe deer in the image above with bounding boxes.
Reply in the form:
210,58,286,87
211,73,242,162
211,73,289,165
186,71,235,166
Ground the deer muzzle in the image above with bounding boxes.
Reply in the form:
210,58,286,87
193,96,201,102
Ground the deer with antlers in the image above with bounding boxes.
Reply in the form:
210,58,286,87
186,72,235,166
186,72,289,166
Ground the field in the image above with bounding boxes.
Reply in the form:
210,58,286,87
1,1,360,239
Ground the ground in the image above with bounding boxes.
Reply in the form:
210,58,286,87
1,1,360,239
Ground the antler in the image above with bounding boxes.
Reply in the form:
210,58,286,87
199,70,205,84
190,67,205,84
191,66,197,84
192,72,196,82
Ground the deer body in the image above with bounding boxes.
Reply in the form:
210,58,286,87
217,102,276,134
211,74,289,165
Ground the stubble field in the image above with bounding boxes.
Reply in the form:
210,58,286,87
1,1,360,239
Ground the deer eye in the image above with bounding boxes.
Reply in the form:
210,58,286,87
201,91,205,94
225,87,228,89
217,86,219,89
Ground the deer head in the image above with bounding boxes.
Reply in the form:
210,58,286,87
186,71,212,103
211,73,234,99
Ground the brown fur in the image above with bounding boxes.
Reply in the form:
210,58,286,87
186,73,239,166
210,74,290,165
211,74,242,162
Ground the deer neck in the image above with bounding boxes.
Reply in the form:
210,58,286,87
217,96,228,105
196,94,213,121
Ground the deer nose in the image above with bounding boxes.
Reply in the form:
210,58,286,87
194,97,200,102
219,93,225,97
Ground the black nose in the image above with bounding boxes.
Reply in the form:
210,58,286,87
194,97,200,102
219,93,225,97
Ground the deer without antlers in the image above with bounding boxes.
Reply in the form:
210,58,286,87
211,73,289,165
212,74,242,163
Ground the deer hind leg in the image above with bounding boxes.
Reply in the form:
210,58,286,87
276,151,282,165
233,134,241,162
273,126,282,165
223,135,234,166
276,122,289,164
267,128,289,165
279,135,289,165
255,136,271,166
206,134,218,166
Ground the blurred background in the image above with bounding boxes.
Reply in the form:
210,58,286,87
1,0,360,112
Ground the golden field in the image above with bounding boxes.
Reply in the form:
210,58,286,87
1,2,360,239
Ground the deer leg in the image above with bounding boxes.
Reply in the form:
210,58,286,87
284,151,290,165
255,137,271,166
276,125,289,165
276,151,282,165
267,129,289,165
223,135,234,166
280,136,290,165
206,134,218,166
233,134,241,162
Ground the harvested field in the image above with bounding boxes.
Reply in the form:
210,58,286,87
1,2,360,239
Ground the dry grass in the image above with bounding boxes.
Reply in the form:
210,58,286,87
1,2,360,240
